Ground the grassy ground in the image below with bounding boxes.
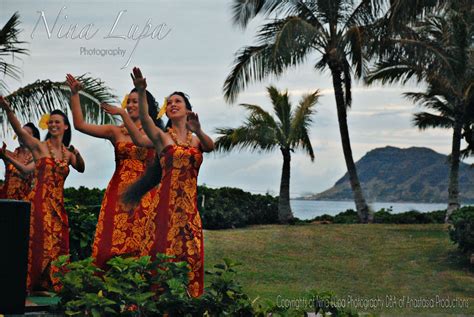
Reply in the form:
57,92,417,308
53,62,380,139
204,223,474,316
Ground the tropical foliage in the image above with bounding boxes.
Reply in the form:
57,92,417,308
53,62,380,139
215,86,319,223
223,0,392,222
367,0,474,220
54,255,286,316
449,206,474,255
0,12,28,94
0,75,118,137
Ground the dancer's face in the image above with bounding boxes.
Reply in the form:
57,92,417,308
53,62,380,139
166,94,187,120
48,114,68,137
126,92,139,120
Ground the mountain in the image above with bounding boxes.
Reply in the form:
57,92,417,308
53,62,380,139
306,146,474,203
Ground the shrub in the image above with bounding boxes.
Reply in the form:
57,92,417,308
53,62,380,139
67,205,100,261
449,206,474,254
198,186,279,229
333,209,359,224
53,255,286,316
308,208,447,225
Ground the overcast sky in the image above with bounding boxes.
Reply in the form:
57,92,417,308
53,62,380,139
1,0,471,197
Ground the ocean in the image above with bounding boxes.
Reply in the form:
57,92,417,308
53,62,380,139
290,200,451,220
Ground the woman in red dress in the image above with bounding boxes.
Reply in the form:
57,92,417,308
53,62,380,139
125,67,214,297
0,97,85,292
0,123,40,200
65,74,164,269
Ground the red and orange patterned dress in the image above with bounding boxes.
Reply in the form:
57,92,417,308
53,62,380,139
0,147,34,200
91,142,157,269
147,144,204,298
26,157,70,292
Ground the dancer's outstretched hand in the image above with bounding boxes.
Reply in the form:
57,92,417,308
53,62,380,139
0,96,11,111
130,67,147,91
66,74,83,94
186,111,201,133
101,103,125,116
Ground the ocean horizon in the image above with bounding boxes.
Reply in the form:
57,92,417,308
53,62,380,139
290,200,464,220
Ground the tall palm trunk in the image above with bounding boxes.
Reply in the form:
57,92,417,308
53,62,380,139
279,147,293,223
330,66,373,223
446,108,464,222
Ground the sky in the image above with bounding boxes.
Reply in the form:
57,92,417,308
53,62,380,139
1,0,471,198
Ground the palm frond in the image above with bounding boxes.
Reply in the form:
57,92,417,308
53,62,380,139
0,12,29,92
289,90,320,159
239,102,284,145
214,123,279,153
223,44,272,104
299,130,315,161
1,74,118,136
266,86,291,138
231,0,286,29
412,111,454,130
404,92,455,118
366,58,426,85
223,16,319,103
344,0,385,29
384,0,448,32
314,0,345,26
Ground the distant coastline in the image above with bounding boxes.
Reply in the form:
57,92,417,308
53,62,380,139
298,146,474,204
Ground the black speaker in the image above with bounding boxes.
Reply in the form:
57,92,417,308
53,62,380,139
0,199,30,315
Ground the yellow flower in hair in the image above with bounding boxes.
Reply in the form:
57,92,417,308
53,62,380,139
121,94,129,109
39,114,50,130
157,97,167,119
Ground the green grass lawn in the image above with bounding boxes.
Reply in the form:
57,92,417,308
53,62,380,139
204,224,474,316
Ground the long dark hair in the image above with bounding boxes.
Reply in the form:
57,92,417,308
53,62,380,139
165,91,192,130
44,110,71,146
129,88,164,130
121,90,166,206
24,122,40,140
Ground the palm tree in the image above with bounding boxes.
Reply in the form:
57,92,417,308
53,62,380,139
223,0,388,222
215,86,319,223
0,12,28,94
1,75,119,137
367,4,473,221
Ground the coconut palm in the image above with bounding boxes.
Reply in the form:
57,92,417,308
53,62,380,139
0,75,119,137
0,12,28,94
215,86,319,223
367,4,473,221
223,0,390,222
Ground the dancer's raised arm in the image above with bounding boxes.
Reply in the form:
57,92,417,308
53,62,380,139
66,74,115,140
100,103,153,148
0,96,42,155
0,142,35,174
131,67,164,151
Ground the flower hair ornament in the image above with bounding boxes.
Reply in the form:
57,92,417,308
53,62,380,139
157,97,167,119
121,94,129,109
39,113,50,130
